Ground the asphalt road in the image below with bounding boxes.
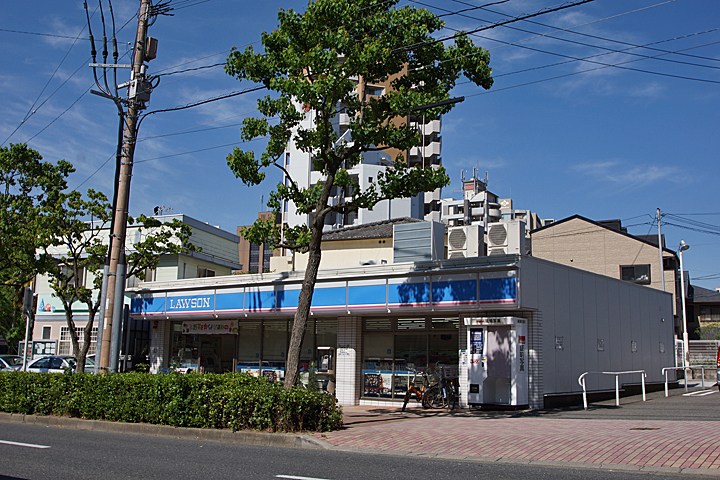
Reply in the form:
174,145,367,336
0,422,701,480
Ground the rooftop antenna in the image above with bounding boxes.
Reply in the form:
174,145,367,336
153,205,173,216
261,194,264,212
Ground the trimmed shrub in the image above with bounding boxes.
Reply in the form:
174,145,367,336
0,371,343,433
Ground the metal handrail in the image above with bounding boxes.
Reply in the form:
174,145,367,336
661,365,717,396
577,370,646,410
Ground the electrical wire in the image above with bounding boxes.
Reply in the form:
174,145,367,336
155,62,225,77
462,38,720,100
134,138,267,164
138,85,265,127
1,9,93,147
414,0,720,74
663,214,720,233
393,0,598,54
0,28,91,40
454,0,720,65
662,222,720,237
19,49,132,146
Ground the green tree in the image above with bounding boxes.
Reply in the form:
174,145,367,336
46,190,197,372
0,144,73,352
225,0,493,387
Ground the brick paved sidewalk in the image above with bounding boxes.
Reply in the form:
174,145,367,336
314,408,720,474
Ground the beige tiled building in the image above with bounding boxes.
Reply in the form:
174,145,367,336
530,215,680,322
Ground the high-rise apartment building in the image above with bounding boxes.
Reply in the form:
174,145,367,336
281,75,444,231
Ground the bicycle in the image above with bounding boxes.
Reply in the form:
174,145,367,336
401,368,435,412
436,364,457,410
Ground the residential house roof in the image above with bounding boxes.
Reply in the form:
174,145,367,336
321,217,426,241
530,214,677,257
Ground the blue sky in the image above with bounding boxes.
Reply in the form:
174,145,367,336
1,0,718,289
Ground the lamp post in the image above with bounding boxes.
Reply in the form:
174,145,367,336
678,240,690,368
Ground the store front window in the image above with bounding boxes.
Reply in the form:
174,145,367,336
262,319,288,383
362,317,458,400
171,321,237,373
233,318,337,386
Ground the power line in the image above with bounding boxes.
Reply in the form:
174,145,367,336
2,8,139,147
134,138,267,164
138,85,265,126
662,222,720,237
1,9,93,147
417,0,720,74
155,62,225,77
395,0,599,53
463,38,720,100
663,214,720,233
0,28,91,40
72,153,115,191
461,0,720,65
666,212,720,216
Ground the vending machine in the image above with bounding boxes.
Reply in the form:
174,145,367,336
465,317,528,407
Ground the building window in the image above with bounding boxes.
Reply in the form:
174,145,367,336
663,257,677,271
699,306,720,323
60,265,85,287
42,326,51,340
365,85,384,96
621,265,651,284
362,316,459,400
198,267,215,278
262,243,273,273
58,326,98,355
249,243,260,273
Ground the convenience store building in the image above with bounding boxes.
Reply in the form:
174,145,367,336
130,253,675,409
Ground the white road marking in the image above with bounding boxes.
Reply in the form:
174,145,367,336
276,476,331,480
683,389,717,397
0,440,51,449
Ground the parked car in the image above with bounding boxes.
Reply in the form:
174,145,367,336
0,355,23,372
26,355,95,373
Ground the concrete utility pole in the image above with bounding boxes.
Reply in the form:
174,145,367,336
99,0,152,371
657,208,665,292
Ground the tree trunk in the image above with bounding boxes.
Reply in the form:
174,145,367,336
283,167,336,389
283,218,325,388
65,305,81,368
75,314,93,373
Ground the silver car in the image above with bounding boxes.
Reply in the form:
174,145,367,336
26,355,95,373
0,355,23,372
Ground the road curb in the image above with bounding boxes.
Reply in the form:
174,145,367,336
0,412,332,450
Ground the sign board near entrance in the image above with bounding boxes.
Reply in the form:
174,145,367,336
182,321,238,334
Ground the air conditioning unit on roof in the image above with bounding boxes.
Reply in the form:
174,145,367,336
487,220,525,255
447,225,483,259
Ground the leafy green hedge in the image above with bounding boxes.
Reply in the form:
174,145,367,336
0,371,343,432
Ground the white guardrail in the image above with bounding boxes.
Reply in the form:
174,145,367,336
577,370,646,410
661,365,717,396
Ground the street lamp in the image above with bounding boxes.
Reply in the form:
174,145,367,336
678,240,690,368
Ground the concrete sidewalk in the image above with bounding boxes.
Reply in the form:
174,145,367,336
315,388,720,476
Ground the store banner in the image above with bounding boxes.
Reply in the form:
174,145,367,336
182,321,238,335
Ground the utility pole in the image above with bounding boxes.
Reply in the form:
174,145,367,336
657,208,665,292
99,0,153,372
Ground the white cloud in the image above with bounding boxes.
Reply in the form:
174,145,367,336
571,160,690,189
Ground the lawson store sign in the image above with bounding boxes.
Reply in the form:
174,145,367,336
131,272,517,318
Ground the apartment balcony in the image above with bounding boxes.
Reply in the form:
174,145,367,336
338,112,351,127
408,142,441,159
444,212,465,222
415,119,441,136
